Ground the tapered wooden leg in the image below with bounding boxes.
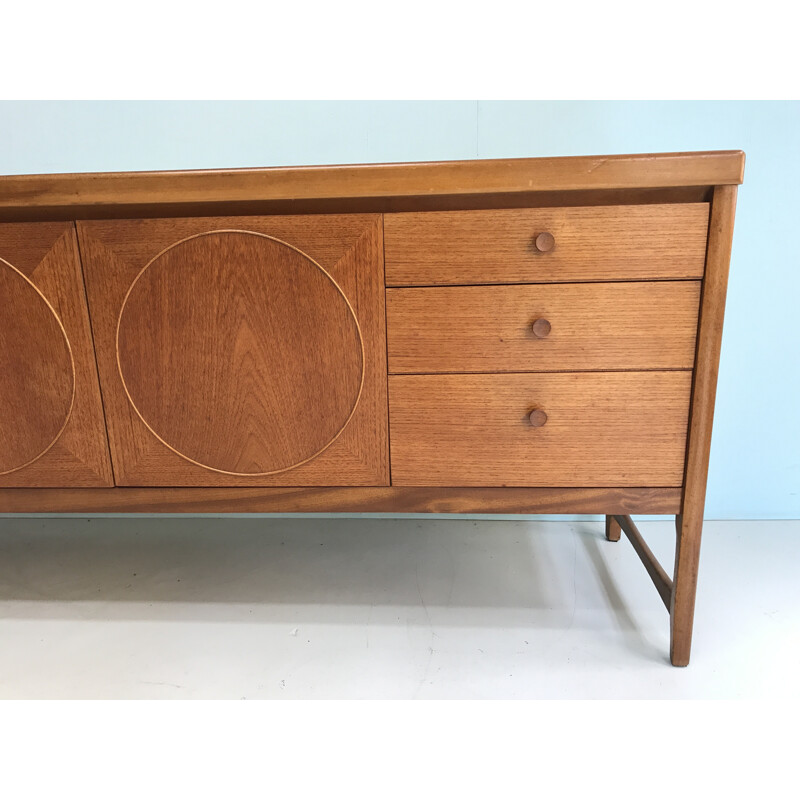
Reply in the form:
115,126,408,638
667,185,736,667
670,513,703,667
605,515,621,542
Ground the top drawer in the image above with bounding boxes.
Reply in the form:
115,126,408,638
384,203,709,286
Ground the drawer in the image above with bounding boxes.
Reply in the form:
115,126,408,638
387,281,700,373
384,204,709,286
389,372,692,487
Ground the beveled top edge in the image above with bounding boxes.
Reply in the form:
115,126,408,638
0,151,745,213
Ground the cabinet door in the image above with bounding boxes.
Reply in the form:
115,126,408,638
78,215,388,486
0,223,112,487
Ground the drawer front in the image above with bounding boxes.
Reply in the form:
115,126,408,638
387,281,701,373
389,372,692,487
385,204,709,286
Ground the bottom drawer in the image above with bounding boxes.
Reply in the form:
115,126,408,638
389,372,692,487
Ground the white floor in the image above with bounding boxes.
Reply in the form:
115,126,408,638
0,516,797,699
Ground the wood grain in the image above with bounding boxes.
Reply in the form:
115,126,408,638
671,185,738,667
78,214,388,486
389,372,693,487
0,486,682,515
0,257,74,474
0,223,112,487
387,281,701,373
116,231,363,475
0,151,744,220
385,204,710,286
605,515,621,542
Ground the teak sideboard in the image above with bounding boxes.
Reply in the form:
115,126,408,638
0,150,744,666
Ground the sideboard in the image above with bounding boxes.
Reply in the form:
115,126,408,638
0,150,744,665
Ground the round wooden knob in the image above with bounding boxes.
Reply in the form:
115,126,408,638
534,232,555,253
528,409,548,428
531,318,551,338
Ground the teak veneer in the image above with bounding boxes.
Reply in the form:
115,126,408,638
0,150,744,666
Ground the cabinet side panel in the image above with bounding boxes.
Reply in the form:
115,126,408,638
680,186,738,519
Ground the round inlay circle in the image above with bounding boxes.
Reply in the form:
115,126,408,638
116,231,364,475
0,259,75,475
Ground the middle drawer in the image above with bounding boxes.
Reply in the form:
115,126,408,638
387,281,700,373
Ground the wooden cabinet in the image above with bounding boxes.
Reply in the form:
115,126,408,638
0,223,112,487
0,150,744,665
77,215,388,486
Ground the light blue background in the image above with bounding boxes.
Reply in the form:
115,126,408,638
1,101,797,519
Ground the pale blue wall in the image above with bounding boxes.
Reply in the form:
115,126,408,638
1,101,798,519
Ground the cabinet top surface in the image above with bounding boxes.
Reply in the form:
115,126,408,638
0,150,743,207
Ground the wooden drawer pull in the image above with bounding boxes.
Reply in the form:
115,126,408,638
528,409,548,427
534,231,555,252
531,318,551,338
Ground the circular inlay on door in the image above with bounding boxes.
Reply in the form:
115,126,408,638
116,231,364,475
0,259,75,475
